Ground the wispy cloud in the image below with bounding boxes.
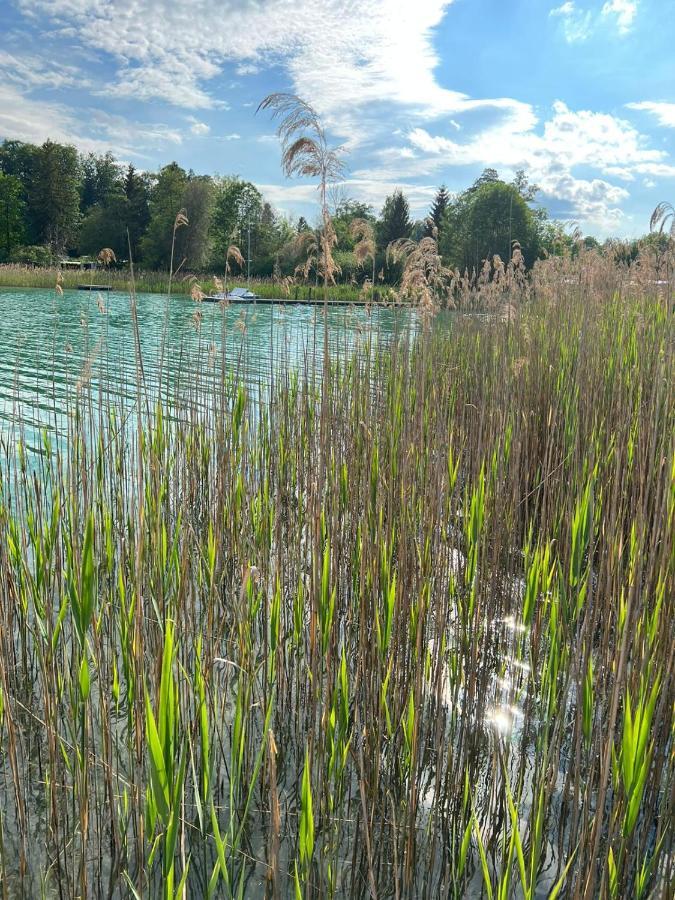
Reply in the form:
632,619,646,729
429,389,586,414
388,100,672,228
0,50,87,90
99,61,228,110
0,82,187,162
90,110,184,147
627,101,675,128
550,2,593,43
550,0,638,42
188,118,211,136
601,0,638,34
0,83,140,158
259,179,436,219
13,0,529,148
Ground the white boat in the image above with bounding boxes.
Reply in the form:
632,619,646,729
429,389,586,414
207,287,259,302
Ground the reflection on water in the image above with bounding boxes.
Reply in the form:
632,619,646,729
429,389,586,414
0,287,414,453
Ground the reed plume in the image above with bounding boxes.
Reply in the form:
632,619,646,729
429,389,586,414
650,200,675,236
258,93,344,307
350,218,376,303
387,234,452,317
168,208,189,296
224,244,244,297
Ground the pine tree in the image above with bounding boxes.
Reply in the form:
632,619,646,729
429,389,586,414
80,152,122,212
123,164,151,260
425,185,450,236
0,172,25,260
378,190,412,248
30,141,82,253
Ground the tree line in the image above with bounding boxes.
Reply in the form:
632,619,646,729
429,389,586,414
0,138,663,282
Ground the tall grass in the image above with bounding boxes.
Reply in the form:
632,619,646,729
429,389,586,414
0,264,366,302
0,270,672,898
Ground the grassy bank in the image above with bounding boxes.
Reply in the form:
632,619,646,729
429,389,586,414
0,277,672,898
0,263,365,301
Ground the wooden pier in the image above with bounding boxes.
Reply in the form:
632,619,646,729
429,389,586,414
202,295,403,308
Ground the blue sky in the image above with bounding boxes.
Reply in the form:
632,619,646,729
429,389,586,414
1,0,673,237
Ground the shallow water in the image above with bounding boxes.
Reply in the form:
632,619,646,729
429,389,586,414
0,287,414,453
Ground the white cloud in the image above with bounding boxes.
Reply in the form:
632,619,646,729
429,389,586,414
90,110,184,147
550,0,637,42
406,101,663,175
0,83,183,161
344,179,437,216
551,1,576,12
0,50,87,90
0,83,118,153
188,118,211,135
627,101,675,128
396,100,671,229
550,2,593,42
99,61,226,110
601,0,637,34
632,162,675,177
13,0,529,148
1,0,666,235
259,178,436,219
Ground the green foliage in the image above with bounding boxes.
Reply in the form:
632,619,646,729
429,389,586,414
620,675,660,836
8,244,55,266
210,177,262,261
180,176,216,269
140,162,189,269
441,174,539,270
0,172,26,261
29,140,82,252
2,139,665,289
145,620,188,898
0,279,671,897
80,152,124,212
378,189,412,249
124,164,152,259
298,747,314,871
424,185,451,237
78,195,131,260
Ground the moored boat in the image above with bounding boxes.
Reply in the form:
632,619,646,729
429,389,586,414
204,287,259,302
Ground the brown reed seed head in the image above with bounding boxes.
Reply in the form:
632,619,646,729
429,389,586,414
97,248,116,266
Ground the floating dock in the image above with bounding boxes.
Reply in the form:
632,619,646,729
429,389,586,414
202,295,401,308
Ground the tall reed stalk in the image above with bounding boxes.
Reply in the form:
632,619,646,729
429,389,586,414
0,269,671,898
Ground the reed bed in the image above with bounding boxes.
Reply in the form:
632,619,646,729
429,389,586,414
0,266,363,302
0,265,184,295
0,277,672,899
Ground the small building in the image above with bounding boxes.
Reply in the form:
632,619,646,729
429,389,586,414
59,259,98,271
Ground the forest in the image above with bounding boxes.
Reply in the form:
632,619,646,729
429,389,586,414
0,139,660,283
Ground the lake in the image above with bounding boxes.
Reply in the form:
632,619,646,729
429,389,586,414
0,287,414,455
0,286,670,899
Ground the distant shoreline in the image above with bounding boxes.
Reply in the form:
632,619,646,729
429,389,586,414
0,265,366,302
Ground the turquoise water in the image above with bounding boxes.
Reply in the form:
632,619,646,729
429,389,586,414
0,287,413,453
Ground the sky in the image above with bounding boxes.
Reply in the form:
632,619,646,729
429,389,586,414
0,0,674,238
